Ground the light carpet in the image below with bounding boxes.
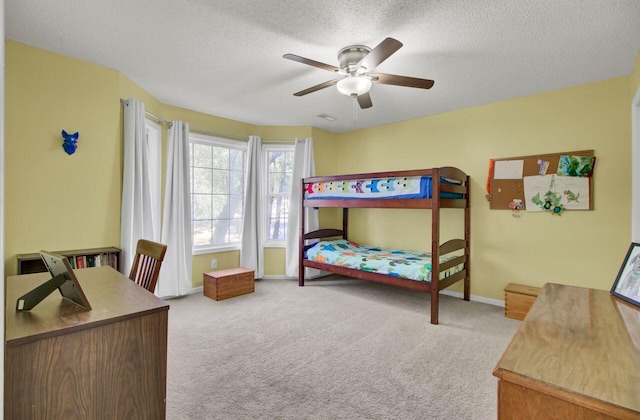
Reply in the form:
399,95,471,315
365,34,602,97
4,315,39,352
166,277,520,419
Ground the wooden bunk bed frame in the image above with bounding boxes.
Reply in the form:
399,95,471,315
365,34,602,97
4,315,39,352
298,167,470,325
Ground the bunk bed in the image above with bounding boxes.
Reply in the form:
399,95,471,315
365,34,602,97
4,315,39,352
298,167,470,325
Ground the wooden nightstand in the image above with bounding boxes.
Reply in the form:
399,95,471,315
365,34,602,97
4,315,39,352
504,283,541,320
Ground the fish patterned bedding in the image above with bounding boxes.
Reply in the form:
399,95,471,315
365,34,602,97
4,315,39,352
304,176,462,200
306,239,463,282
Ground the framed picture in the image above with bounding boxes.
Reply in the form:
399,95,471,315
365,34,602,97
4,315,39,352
611,243,640,307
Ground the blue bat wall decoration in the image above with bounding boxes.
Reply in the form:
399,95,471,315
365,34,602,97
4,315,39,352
61,130,79,155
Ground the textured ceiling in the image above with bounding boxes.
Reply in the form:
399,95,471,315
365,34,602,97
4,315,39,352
6,1,640,133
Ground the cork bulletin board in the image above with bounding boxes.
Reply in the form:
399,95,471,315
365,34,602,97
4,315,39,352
487,149,595,211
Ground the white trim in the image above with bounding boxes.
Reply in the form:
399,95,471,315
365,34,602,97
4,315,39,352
190,132,247,151
192,244,241,255
440,289,504,308
160,286,205,298
257,276,504,307
632,86,640,242
264,241,287,248
189,286,203,295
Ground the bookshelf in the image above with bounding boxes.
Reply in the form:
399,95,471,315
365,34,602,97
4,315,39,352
17,247,122,274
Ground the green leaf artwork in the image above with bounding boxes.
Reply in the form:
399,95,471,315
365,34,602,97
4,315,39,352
531,193,543,206
564,189,580,203
557,155,595,177
530,175,563,214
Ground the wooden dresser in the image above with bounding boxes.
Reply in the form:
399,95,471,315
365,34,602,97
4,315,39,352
493,283,640,419
5,266,169,419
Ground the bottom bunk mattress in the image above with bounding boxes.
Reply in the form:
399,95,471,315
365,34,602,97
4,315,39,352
305,239,463,282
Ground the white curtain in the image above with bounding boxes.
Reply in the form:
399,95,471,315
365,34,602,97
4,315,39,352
240,136,265,278
285,137,321,278
157,121,193,298
121,98,159,273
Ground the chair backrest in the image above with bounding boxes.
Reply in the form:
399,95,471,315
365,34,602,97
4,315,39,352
128,239,168,293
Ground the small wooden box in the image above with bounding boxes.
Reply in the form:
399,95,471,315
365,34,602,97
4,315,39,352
204,268,255,301
504,283,541,320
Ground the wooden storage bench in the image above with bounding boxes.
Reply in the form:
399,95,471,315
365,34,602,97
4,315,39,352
204,267,255,301
504,283,541,320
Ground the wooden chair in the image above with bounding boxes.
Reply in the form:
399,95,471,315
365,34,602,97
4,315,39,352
128,239,167,293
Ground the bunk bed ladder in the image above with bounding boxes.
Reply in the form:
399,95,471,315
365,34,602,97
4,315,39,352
464,174,471,301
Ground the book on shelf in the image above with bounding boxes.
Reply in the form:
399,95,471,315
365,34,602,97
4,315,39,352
17,247,122,275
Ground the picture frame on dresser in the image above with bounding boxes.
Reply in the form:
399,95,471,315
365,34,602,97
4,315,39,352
610,242,640,307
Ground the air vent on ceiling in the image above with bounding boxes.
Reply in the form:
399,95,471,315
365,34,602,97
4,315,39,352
317,113,337,121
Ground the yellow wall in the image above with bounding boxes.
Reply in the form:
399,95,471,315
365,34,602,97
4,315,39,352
335,77,632,300
5,42,125,273
5,40,637,302
3,41,321,287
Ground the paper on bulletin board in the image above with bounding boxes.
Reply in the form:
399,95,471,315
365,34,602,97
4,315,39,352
493,160,524,179
523,175,590,211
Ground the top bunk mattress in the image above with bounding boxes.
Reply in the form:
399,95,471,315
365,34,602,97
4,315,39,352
304,175,461,200
306,239,463,283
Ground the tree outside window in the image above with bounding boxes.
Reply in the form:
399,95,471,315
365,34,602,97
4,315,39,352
190,134,245,251
265,147,294,243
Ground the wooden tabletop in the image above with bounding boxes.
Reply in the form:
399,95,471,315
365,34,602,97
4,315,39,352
494,283,640,414
6,266,169,347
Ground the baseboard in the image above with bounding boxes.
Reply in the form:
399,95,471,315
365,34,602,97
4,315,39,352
440,289,504,308
192,276,504,307
260,275,296,280
259,273,331,281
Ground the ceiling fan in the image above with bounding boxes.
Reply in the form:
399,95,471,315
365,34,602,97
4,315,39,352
283,37,434,109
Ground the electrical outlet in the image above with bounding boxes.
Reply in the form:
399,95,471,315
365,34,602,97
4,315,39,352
210,259,217,269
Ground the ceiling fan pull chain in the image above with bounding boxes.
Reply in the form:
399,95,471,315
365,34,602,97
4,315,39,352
352,96,358,124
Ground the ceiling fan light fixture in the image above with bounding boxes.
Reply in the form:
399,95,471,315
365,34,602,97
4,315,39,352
336,76,372,97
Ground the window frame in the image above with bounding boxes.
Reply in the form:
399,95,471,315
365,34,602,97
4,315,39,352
189,132,247,254
262,144,295,248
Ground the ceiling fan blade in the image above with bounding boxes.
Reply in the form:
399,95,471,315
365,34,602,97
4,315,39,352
357,92,373,109
357,38,403,71
283,53,342,73
293,78,343,96
370,73,435,89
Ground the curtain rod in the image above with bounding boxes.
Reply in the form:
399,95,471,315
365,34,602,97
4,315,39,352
120,98,296,143
119,98,172,126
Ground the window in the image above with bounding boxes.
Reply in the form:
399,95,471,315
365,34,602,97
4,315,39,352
264,146,294,245
189,133,246,252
